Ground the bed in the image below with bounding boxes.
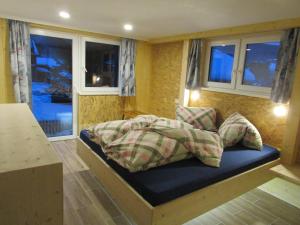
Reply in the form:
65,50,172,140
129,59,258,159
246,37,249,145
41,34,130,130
77,130,280,225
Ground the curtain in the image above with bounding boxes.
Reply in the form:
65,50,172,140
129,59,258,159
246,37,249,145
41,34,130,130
119,38,136,96
271,28,300,103
8,20,32,104
186,39,201,90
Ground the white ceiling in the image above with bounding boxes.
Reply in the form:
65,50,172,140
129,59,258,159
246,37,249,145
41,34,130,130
0,0,300,40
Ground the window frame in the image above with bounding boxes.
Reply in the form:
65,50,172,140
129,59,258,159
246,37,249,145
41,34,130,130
235,34,281,94
30,28,79,141
204,39,241,90
203,33,282,98
80,36,121,95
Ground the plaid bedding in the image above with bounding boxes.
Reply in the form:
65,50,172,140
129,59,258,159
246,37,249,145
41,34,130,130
176,105,217,131
88,115,223,172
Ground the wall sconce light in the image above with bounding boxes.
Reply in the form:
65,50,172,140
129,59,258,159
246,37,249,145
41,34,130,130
191,90,200,101
273,104,288,117
183,89,190,106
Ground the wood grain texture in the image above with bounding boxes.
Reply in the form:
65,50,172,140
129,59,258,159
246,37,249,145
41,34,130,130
259,177,300,209
76,136,280,225
189,90,287,149
0,104,63,225
0,18,15,103
134,41,152,113
54,139,300,225
0,104,62,172
149,41,183,118
77,138,153,225
270,164,300,186
281,54,300,164
152,159,279,225
78,95,123,132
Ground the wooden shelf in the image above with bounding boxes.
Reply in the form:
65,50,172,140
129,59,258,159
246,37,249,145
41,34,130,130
270,164,300,185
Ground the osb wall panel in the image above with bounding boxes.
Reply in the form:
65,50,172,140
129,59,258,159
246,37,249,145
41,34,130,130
78,95,123,131
189,90,287,149
149,41,183,118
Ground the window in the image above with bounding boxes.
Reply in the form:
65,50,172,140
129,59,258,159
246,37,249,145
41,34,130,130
205,40,240,89
204,34,281,97
80,37,120,94
30,29,78,140
209,45,235,83
236,36,281,94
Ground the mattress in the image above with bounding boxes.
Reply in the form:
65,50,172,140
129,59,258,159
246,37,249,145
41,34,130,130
80,130,280,206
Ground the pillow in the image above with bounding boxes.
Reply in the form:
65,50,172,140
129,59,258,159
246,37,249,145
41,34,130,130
218,113,247,147
175,105,217,131
218,112,263,150
242,121,263,150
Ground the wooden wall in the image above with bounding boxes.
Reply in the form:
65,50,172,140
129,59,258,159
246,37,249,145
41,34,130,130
147,40,287,148
189,91,287,149
135,41,152,113
78,95,123,131
147,18,300,161
149,41,183,118
0,18,14,103
0,18,152,133
1,17,299,157
148,40,288,149
124,41,152,114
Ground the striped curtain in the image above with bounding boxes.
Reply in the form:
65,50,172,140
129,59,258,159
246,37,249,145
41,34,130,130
119,38,136,96
271,28,300,103
8,20,32,104
186,39,202,90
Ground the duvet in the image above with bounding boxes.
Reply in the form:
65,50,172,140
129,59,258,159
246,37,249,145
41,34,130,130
88,115,223,172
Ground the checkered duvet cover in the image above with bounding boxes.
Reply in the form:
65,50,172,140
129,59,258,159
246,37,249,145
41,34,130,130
88,115,223,172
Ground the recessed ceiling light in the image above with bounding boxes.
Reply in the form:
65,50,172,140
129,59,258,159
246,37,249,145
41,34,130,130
59,11,70,19
123,24,133,31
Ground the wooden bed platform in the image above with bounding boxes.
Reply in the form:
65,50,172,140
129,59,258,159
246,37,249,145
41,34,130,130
76,138,280,225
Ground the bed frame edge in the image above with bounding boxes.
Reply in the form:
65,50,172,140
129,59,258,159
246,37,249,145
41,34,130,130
76,137,280,225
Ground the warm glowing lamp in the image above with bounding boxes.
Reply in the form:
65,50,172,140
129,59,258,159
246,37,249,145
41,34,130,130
191,90,200,101
273,104,288,117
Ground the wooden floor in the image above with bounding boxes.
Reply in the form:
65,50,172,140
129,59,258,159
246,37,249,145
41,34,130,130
52,140,300,225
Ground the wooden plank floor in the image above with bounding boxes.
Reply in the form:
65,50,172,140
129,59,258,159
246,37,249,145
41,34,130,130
52,140,300,225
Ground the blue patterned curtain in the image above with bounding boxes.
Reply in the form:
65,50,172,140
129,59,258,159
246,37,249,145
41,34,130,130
9,20,32,104
186,39,201,90
119,38,136,96
271,28,300,103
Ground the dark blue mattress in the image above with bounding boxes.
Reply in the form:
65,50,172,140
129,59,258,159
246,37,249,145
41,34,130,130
80,130,280,206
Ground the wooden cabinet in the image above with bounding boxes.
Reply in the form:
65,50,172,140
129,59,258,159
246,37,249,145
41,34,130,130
0,104,63,225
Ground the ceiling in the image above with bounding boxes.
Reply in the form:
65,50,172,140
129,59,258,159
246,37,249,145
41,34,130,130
0,0,300,40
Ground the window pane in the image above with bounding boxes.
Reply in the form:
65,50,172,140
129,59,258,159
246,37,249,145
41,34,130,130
242,42,280,87
85,41,119,87
31,34,73,137
208,45,235,83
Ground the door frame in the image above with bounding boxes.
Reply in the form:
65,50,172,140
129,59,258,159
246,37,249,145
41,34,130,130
30,28,79,141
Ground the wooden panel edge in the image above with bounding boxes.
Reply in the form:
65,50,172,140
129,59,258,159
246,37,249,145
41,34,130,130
270,164,300,185
149,17,300,44
152,159,280,225
76,138,154,225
